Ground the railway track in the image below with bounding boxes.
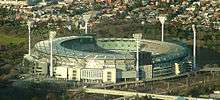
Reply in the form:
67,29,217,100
92,68,220,89
90,71,220,95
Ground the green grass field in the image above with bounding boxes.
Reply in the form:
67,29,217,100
0,34,26,45
217,46,220,52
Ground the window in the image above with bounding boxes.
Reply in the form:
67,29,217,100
72,70,77,80
73,70,76,76
107,72,111,82
72,77,76,80
36,67,42,69
116,60,124,65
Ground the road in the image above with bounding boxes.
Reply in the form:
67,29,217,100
0,1,26,5
199,68,220,72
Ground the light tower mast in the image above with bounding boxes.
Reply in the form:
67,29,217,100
192,24,196,70
67,16,72,31
83,14,91,34
158,16,166,42
27,20,32,55
133,33,142,81
39,0,47,5
49,31,56,77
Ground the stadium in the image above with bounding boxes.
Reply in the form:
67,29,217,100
24,34,190,83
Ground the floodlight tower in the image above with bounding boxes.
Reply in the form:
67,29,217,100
27,20,33,55
83,14,91,34
67,16,72,31
49,31,57,77
141,20,145,30
158,16,166,42
192,24,196,70
133,33,142,81
141,21,145,25
39,0,47,5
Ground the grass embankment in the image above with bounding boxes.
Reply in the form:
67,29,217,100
0,33,26,81
0,33,25,45
0,32,27,65
217,46,220,53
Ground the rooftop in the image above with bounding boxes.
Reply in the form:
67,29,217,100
34,36,188,61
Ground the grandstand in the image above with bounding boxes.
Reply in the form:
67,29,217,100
24,35,190,83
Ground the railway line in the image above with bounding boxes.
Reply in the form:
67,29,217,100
67,70,219,99
89,69,220,95
92,68,219,89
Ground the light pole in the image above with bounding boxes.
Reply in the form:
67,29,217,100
133,33,142,81
141,21,145,25
141,21,145,33
158,16,166,42
192,24,196,71
85,21,88,34
27,20,32,55
67,16,72,31
83,14,91,34
42,0,46,5
49,31,56,77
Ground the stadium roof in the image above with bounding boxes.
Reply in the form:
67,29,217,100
34,36,188,62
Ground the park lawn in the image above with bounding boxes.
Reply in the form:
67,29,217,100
0,33,26,45
217,46,220,52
